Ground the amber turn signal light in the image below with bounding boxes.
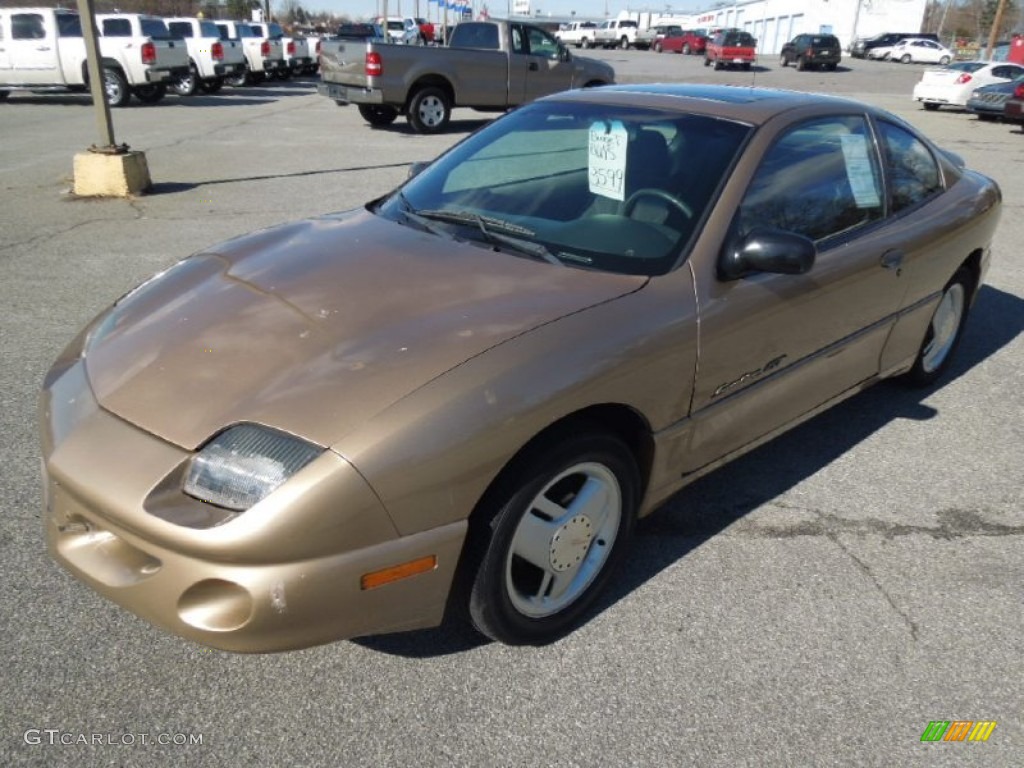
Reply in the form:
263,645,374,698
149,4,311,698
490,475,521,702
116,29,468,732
360,555,437,590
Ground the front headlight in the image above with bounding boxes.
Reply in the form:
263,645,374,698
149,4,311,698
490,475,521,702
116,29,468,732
183,424,324,511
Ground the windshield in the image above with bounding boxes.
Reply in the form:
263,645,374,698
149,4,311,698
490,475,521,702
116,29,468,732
378,101,751,276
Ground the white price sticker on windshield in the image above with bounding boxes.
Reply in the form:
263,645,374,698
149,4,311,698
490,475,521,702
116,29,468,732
588,120,628,201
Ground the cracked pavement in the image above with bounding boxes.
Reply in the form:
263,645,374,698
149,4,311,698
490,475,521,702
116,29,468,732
1,66,1021,767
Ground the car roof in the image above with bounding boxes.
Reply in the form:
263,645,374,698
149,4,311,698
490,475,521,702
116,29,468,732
547,84,882,126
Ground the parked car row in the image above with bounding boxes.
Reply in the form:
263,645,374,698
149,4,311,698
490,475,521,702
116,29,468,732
913,60,1024,111
0,8,318,107
868,37,955,65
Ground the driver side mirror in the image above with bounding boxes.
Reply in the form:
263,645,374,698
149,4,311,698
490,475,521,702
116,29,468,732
718,228,816,281
407,161,429,179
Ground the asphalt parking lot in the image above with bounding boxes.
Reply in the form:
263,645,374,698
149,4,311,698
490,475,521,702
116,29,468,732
1,52,1022,767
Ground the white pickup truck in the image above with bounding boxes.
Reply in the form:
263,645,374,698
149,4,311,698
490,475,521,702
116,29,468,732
555,21,598,49
214,19,286,86
165,16,245,95
247,21,311,78
94,14,189,103
0,7,188,106
593,19,641,50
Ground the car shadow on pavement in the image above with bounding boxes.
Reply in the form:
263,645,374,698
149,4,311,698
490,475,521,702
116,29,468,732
146,161,417,194
354,285,1023,657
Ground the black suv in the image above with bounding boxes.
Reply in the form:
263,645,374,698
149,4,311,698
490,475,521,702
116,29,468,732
851,32,940,59
779,34,842,70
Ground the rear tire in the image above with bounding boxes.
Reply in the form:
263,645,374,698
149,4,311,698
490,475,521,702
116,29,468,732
796,56,807,71
407,86,451,133
939,55,951,65
922,102,940,111
682,43,691,55
903,268,972,386
466,431,639,645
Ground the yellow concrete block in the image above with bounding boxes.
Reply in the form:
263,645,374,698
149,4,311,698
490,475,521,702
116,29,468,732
73,150,152,197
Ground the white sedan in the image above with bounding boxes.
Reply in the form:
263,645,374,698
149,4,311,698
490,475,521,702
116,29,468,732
891,38,954,65
913,60,1024,110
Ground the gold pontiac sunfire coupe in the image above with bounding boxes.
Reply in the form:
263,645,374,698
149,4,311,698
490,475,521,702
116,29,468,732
41,84,1001,650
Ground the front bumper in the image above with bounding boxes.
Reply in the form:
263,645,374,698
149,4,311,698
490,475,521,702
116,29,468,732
41,359,466,652
317,82,384,105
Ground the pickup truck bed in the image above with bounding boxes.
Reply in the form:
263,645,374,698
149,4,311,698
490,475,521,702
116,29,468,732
318,21,614,133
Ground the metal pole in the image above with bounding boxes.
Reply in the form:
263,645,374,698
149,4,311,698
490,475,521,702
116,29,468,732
76,0,119,151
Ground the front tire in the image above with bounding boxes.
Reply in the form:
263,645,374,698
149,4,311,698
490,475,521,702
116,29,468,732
132,83,165,104
198,77,224,94
900,54,912,64
780,53,788,67
170,64,198,97
620,35,630,50
407,86,450,133
904,268,972,386
682,43,691,55
224,66,250,87
467,431,639,645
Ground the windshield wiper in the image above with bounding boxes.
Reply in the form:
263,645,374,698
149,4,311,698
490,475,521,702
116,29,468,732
393,193,455,239
414,209,562,266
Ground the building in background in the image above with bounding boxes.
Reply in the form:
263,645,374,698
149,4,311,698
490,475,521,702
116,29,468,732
626,0,929,56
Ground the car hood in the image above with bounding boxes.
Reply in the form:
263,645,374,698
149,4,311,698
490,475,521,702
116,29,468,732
85,209,647,450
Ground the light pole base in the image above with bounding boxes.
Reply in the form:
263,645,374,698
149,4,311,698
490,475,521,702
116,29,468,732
73,149,151,197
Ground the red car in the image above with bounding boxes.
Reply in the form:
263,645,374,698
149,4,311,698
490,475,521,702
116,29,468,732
705,29,757,70
657,29,708,55
415,17,434,43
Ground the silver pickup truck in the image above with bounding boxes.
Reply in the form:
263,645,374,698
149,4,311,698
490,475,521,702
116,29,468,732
317,20,615,133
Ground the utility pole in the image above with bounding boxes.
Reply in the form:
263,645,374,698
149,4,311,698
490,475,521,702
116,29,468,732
984,0,1009,60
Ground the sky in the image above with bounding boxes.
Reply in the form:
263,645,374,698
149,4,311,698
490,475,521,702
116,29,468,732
311,1,705,23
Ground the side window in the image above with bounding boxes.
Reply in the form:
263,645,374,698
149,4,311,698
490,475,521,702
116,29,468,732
737,116,884,243
101,19,132,37
12,13,46,40
510,25,527,54
57,14,82,37
526,27,559,59
876,121,942,213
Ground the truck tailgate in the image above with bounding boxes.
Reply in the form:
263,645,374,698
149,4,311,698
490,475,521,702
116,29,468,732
320,40,370,88
152,39,188,69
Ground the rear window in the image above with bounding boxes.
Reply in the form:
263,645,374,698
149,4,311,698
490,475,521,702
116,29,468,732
949,61,986,73
167,21,191,39
101,18,132,37
141,18,170,39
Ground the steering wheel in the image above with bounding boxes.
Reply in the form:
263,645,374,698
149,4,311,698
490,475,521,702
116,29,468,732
623,188,694,220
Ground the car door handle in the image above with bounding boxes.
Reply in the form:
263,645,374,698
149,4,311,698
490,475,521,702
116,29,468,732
36,46,52,52
880,249,904,270
529,62,539,71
